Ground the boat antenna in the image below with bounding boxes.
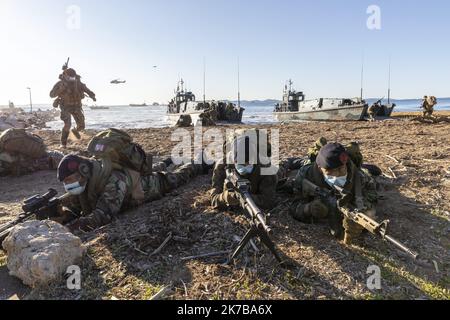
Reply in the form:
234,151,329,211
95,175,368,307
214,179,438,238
387,56,391,104
360,52,364,101
288,79,293,92
203,57,206,105
237,57,241,108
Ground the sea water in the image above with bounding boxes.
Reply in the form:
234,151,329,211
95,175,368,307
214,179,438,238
18,98,450,130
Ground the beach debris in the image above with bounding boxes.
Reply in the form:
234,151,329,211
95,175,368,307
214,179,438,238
0,108,58,131
150,284,173,300
2,220,85,287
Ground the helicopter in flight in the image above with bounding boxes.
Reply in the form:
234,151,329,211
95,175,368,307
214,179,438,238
110,78,126,84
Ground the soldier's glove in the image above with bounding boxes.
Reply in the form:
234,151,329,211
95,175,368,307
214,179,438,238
222,189,240,207
342,216,364,245
92,96,97,102
67,209,112,233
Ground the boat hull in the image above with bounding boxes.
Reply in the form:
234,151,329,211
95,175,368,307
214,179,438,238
167,112,202,126
274,104,368,122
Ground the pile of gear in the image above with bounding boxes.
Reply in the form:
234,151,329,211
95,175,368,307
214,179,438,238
0,128,63,176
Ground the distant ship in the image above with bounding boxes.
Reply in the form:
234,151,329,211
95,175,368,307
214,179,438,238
129,103,148,107
90,106,110,110
274,80,368,121
166,79,244,126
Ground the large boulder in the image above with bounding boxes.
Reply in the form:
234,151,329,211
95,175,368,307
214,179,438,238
2,220,85,287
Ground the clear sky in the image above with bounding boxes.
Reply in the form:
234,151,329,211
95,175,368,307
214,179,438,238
1,0,449,105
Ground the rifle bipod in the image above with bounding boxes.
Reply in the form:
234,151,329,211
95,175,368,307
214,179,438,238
227,224,284,265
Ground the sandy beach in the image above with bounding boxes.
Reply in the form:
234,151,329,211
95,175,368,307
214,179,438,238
1,118,449,300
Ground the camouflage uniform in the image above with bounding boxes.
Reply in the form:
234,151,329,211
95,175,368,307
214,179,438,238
0,150,63,176
61,160,204,229
225,103,237,121
368,103,380,121
210,163,278,210
422,96,437,118
291,160,378,242
50,76,96,146
199,111,216,126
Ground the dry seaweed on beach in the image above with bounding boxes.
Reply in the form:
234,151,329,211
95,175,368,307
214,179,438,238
0,119,449,300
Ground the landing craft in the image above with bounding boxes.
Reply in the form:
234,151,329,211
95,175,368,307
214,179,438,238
274,80,368,121
167,79,244,126
110,79,126,84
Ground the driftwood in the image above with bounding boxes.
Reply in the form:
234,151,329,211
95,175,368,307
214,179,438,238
149,232,173,257
385,155,400,164
150,284,173,300
180,251,230,261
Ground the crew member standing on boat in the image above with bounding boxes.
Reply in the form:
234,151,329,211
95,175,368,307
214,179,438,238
50,67,96,148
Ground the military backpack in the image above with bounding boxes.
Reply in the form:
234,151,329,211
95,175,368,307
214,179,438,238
0,128,47,159
87,128,152,175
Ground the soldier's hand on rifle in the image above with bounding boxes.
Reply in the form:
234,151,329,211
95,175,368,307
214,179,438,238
223,189,240,207
67,216,95,233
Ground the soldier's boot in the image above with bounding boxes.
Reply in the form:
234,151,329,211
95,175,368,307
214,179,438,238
61,130,70,148
71,128,81,140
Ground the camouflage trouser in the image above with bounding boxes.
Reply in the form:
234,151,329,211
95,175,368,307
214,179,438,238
423,107,434,117
60,105,85,144
140,162,205,202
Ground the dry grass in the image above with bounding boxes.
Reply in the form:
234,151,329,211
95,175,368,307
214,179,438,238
1,119,449,300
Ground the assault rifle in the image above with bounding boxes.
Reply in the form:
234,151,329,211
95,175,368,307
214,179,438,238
62,57,70,71
302,179,419,259
0,189,70,244
225,169,284,264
